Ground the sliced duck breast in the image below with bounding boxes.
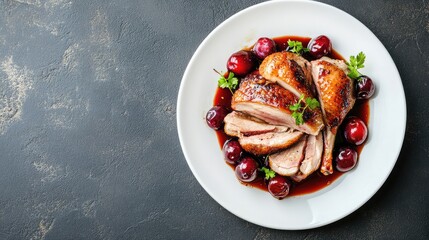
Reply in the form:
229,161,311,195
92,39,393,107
268,136,308,176
290,132,324,182
223,111,289,137
232,72,324,135
238,130,304,156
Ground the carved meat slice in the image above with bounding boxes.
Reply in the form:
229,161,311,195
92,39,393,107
290,132,324,182
268,136,308,176
259,51,316,98
231,72,324,135
224,111,304,155
223,111,289,137
239,131,304,156
311,57,356,175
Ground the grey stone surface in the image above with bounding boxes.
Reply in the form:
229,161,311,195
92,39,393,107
0,0,427,239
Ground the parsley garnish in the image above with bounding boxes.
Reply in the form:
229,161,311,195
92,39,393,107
287,40,309,55
289,95,320,125
260,167,276,180
346,52,366,79
214,69,239,94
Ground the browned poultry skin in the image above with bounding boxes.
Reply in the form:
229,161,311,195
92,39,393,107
232,72,297,110
311,57,356,175
313,60,355,128
259,51,316,98
231,72,324,135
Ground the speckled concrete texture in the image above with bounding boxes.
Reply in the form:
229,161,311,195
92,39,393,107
0,0,427,239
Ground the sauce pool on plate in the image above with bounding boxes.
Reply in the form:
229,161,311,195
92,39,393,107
212,36,370,197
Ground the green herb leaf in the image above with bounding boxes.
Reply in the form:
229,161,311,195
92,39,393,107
289,103,301,111
347,68,361,79
292,111,304,125
356,52,366,68
346,52,366,79
287,40,309,55
218,77,228,88
306,97,320,110
289,95,320,125
214,69,239,93
260,167,276,180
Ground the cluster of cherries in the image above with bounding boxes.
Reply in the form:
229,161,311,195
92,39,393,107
206,109,288,198
206,35,375,199
223,139,291,199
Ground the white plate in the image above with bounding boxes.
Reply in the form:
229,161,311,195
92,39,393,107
177,0,406,230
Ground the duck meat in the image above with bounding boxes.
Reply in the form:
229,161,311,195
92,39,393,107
290,132,324,182
259,51,316,98
311,57,356,175
231,72,324,135
224,111,304,155
268,136,308,176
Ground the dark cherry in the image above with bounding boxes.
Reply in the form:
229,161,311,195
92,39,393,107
235,156,259,182
267,175,291,199
356,75,375,99
252,37,277,60
308,35,332,59
335,147,358,172
222,139,243,164
205,106,229,130
226,50,256,76
344,116,368,145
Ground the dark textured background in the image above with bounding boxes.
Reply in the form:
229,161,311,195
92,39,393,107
0,0,427,239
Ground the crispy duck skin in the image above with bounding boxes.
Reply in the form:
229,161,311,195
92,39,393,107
231,72,324,136
259,51,316,98
311,57,356,175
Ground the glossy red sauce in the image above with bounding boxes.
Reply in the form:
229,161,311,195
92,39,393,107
213,36,370,197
